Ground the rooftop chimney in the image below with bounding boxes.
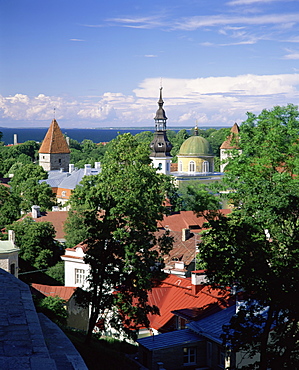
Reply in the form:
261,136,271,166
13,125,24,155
8,230,15,245
84,164,91,176
191,270,207,295
182,228,190,241
69,164,75,173
31,205,41,218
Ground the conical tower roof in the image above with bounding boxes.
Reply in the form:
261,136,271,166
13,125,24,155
220,123,240,150
39,119,70,154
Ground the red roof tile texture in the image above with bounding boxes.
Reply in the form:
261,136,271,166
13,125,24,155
32,284,76,301
220,123,240,150
28,211,69,240
38,119,70,154
158,210,231,232
147,274,230,332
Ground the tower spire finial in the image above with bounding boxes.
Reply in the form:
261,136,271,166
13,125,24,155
53,107,56,120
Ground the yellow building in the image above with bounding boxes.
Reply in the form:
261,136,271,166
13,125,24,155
177,127,214,174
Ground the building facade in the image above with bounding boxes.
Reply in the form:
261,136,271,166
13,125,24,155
38,119,70,172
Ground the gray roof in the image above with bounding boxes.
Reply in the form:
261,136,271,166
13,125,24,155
137,329,202,351
40,167,100,190
0,268,87,369
187,305,236,344
0,240,19,254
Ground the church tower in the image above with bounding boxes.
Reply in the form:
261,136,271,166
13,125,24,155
149,88,173,174
38,119,70,172
220,123,241,172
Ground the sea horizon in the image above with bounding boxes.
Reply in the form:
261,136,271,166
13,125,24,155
0,126,230,145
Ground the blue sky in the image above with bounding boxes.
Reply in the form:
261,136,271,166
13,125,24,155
1,0,299,128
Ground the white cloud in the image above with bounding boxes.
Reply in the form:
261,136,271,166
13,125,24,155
283,49,299,59
227,0,282,5
70,39,85,42
174,13,299,31
1,74,299,127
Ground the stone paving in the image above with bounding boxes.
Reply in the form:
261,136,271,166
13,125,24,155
0,268,87,370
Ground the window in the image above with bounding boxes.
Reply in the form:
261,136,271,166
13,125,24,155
202,160,209,173
158,163,162,170
59,158,62,164
61,191,67,197
10,263,15,276
75,268,85,285
189,161,195,172
183,347,196,365
178,161,183,172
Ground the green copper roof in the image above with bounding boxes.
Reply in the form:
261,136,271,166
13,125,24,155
0,241,19,253
178,136,213,156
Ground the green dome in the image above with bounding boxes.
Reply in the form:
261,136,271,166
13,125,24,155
178,136,213,156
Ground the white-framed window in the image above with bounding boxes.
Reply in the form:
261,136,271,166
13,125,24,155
202,160,209,173
75,268,85,285
183,347,196,365
61,191,67,197
158,163,162,170
189,161,195,172
178,161,183,172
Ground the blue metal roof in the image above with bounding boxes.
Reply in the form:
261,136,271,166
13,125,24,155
187,305,236,344
137,329,202,351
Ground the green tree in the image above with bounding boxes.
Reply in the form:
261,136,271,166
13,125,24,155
65,133,175,343
36,295,68,326
8,217,61,269
170,129,190,162
199,104,299,369
9,163,55,212
0,185,20,229
177,181,221,213
46,261,65,285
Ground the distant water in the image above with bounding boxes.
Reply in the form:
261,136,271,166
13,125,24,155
0,128,155,145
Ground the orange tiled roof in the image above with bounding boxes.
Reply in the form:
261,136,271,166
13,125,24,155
147,274,230,332
158,210,231,232
38,119,70,154
28,211,69,240
31,284,76,301
220,123,240,150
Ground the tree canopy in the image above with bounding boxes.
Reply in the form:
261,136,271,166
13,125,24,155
8,217,62,270
65,133,175,343
9,163,56,213
199,104,299,369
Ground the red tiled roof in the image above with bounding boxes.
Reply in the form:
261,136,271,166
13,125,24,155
27,211,69,240
31,284,76,301
158,210,231,232
147,274,230,332
220,123,240,150
38,119,70,154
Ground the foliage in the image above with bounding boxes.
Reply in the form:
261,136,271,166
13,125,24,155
64,328,139,370
69,138,108,168
177,181,221,214
0,185,21,229
199,104,299,370
65,133,175,343
8,217,61,269
170,129,190,162
46,261,65,285
36,295,68,326
9,163,56,213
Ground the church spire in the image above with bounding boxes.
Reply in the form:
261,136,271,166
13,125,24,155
149,89,172,175
154,87,167,131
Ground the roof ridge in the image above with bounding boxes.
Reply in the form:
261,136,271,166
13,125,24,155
39,119,70,154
